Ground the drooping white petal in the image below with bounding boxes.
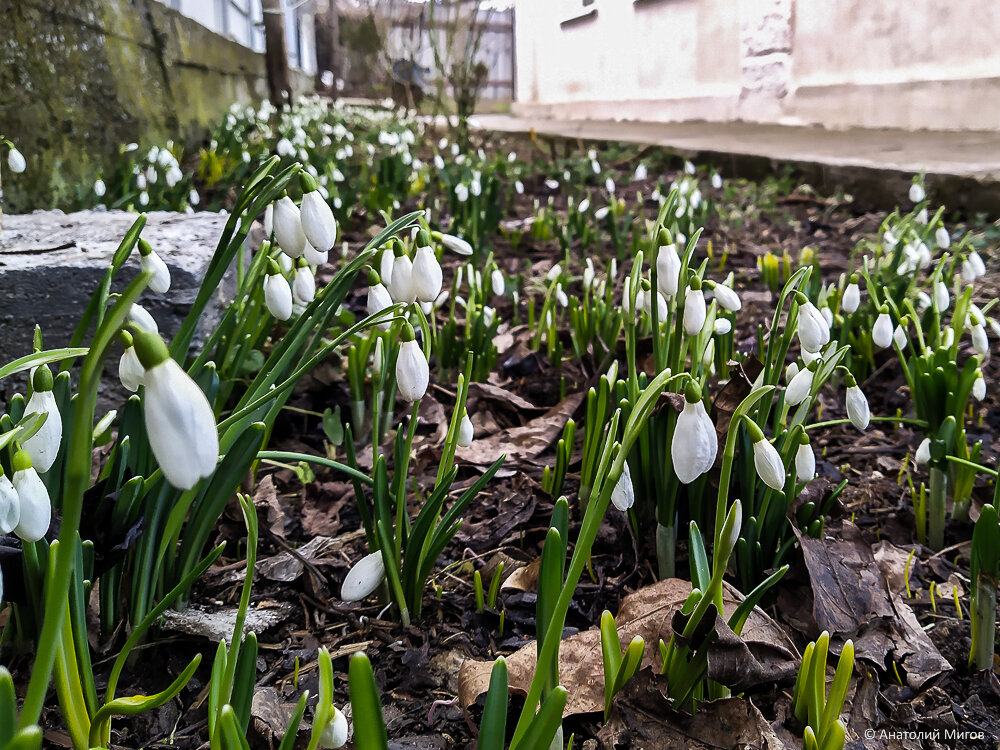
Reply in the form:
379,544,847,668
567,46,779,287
388,255,416,304
872,312,893,349
713,283,741,312
140,251,171,294
411,245,443,303
842,283,860,313
846,385,870,431
264,273,293,321
367,283,394,330
933,281,950,311
129,303,158,334
683,287,707,336
272,197,307,258
753,438,786,491
457,413,474,447
0,476,20,534
909,182,925,203
318,707,349,749
341,551,386,601
935,226,951,249
292,266,316,305
491,269,505,296
893,324,908,350
300,191,338,252
22,390,62,473
714,318,732,335
973,373,986,401
143,359,219,490
915,438,931,465
785,367,814,406
656,244,681,296
795,442,816,481
302,241,328,266
797,302,830,353
971,323,989,355
13,467,50,542
395,340,429,401
611,461,635,512
671,400,718,484
7,148,26,174
119,346,145,392
440,233,473,256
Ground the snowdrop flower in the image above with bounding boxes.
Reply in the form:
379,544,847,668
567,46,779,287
118,331,145,391
933,280,950,311
883,229,898,249
872,307,893,349
594,206,610,220
263,261,293,321
483,306,496,327
299,175,338,252
12,449,50,542
491,268,505,296
136,173,147,190
690,189,702,209
303,241,328,267
273,196,307,258
129,303,158,334
795,436,816,481
411,232,443,303
611,459,634,512
746,420,785,491
94,179,107,197
0,470,18,535
139,192,149,207
515,180,524,194
796,295,830,353
387,246,416,305
893,321,908,350
842,276,861,313
916,291,932,312
395,324,429,402
471,177,482,197
711,282,741,312
968,251,987,278
684,161,696,175
915,438,931,465
318,707,349,749
7,147,26,173
935,226,951,248
973,370,986,401
582,259,595,290
633,163,648,181
845,375,870,431
656,241,681,296
138,239,171,294
556,284,569,308
341,551,386,602
785,361,800,384
962,260,978,283
455,183,469,202
133,331,219,490
714,318,732,335
433,153,445,171
21,366,62,473
605,177,616,195
683,281,707,336
785,361,815,406
276,137,294,156
671,386,718,484
711,173,723,190
916,208,928,225
622,277,635,317
909,181,925,203
547,263,562,281
292,261,316,305
457,411,475,447
577,198,590,213
165,166,183,188
440,233,473,256
365,269,394,330
970,320,989,355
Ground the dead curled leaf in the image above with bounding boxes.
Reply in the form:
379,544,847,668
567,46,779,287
454,392,584,467
458,578,797,717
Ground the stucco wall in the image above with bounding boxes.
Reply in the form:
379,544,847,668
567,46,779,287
0,0,311,212
513,0,1000,132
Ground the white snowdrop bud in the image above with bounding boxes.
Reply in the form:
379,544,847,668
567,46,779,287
582,259,595,290
388,248,416,305
971,323,989,355
714,318,732,335
935,226,951,248
845,377,870,431
263,261,293,321
872,309,893,349
605,177,616,194
94,179,107,197
21,366,62,473
671,387,718,484
440,233,474,256
795,438,816,481
656,243,681,297
785,363,815,406
973,371,986,401
712,282,741,312
933,280,950,311
457,412,474,447
138,239,171,294
633,163,648,181
341,551,386,602
412,242,443,304
909,182,925,203
916,208,928,225
556,284,569,308
547,263,562,281
318,707,349,749
455,183,469,202
969,251,987,278
963,259,978,283
133,331,219,490
785,361,800,384
273,196,307,258
893,323,908,350
622,277,634,317
796,296,830,353
292,262,316,305
7,147,26,174
915,438,931,465
119,331,146,392
916,291,932,312
491,268,505,296
611,459,635,512
395,325,429,402
128,303,158,334
842,279,861,313
0,472,19,535
11,450,50,542
683,282,707,336
711,173,723,190
299,180,338,252
746,421,785,491
578,198,591,213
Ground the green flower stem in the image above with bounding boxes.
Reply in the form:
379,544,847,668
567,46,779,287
256,451,374,485
19,271,153,729
928,466,948,550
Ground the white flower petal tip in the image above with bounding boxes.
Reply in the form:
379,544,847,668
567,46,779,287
611,461,635,512
341,551,386,602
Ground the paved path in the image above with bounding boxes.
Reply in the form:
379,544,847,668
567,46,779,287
468,114,1000,215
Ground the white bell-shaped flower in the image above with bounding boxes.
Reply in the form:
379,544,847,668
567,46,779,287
318,707,349,749
683,282,707,336
263,261,293,321
968,251,987,278
933,281,950,311
973,371,986,401
7,147,26,174
0,472,20,534
387,249,416,304
785,363,815,406
746,421,785,491
457,412,474,447
622,277,635,317
795,438,816,481
138,240,171,294
712,282,741,312
915,438,931,465
842,279,860,313
909,182,925,203
12,449,50,542
292,261,316,305
366,270,394,331
341,550,386,601
395,325,429,402
714,318,732,335
272,196,307,258
671,390,718,484
556,284,569,309
133,331,219,490
129,303,158,334
971,323,989,355
656,242,681,296
935,226,951,248
491,268,505,296
893,323,908,350
21,366,62,473
263,203,273,235
797,296,830,353
962,260,978,283
546,264,562,282
411,237,443,303
299,176,338,252
440,233,473,256
611,459,635,512
845,376,870,431
872,309,893,349
118,331,146,392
